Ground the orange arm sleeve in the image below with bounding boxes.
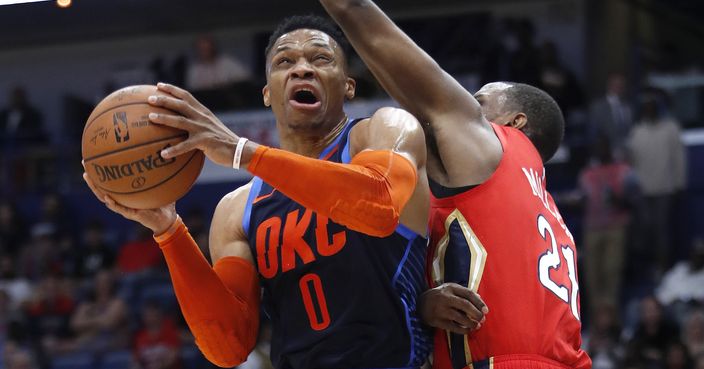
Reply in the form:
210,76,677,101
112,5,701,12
247,147,417,237
155,218,260,368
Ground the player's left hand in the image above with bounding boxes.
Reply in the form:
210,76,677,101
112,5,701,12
419,283,488,334
147,82,240,168
81,168,177,235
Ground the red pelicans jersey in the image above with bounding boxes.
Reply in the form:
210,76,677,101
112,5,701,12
427,124,591,369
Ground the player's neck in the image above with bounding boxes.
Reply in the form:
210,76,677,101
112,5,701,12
279,114,348,158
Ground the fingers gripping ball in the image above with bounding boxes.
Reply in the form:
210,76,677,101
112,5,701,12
82,85,204,209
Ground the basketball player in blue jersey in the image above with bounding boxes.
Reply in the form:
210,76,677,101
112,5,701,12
82,15,484,369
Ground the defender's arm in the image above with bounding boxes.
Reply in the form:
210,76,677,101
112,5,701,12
320,0,481,126
319,0,502,185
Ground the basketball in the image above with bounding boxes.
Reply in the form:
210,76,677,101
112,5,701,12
81,85,204,209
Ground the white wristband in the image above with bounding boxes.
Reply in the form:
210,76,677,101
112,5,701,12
232,137,249,170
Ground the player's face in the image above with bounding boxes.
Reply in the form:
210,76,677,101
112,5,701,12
474,82,518,126
263,29,355,131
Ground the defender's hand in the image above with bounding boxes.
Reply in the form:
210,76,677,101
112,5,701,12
82,169,176,235
419,283,488,334
147,82,240,168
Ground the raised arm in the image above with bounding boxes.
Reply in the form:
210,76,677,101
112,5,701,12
319,0,480,125
319,0,502,186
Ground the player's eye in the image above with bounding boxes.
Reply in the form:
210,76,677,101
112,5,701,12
313,54,332,63
276,57,292,66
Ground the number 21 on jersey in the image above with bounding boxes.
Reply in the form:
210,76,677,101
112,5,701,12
537,214,580,321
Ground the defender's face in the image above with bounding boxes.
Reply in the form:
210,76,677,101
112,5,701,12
263,29,353,129
474,82,515,125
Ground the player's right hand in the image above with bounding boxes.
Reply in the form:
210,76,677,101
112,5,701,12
82,165,177,235
147,83,241,168
419,283,489,334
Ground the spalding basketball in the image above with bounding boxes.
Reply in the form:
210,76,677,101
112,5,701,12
81,85,204,209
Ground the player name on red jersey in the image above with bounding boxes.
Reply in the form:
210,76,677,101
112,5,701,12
522,166,575,243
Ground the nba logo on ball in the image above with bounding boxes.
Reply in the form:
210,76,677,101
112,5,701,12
113,111,130,143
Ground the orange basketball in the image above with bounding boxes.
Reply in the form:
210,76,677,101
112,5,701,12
81,85,204,209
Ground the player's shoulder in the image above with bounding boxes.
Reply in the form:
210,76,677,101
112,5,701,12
213,180,255,225
351,107,422,132
350,107,425,151
223,180,254,203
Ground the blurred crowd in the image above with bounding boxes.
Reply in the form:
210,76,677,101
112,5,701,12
0,12,702,369
0,195,233,368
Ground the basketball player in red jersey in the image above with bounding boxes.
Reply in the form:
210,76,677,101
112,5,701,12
320,1,592,369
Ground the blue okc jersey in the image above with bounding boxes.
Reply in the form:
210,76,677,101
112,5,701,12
242,118,431,369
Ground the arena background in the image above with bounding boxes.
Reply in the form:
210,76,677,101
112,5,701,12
0,0,703,368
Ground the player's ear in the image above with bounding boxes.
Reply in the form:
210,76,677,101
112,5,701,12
509,113,528,130
262,85,271,107
345,77,356,100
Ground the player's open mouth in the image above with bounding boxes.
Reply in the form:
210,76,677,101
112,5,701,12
289,88,322,110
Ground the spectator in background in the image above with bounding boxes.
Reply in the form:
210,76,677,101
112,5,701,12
480,17,514,85
0,289,17,341
23,272,75,357
683,309,704,359
0,254,33,310
149,57,170,86
655,238,704,316
0,201,28,257
117,224,164,276
17,224,62,281
584,302,624,369
628,92,687,274
625,296,681,368
588,73,633,157
665,341,694,369
185,35,251,91
73,220,115,279
579,135,637,316
0,287,11,327
35,193,73,239
170,54,188,88
3,348,38,369
507,19,541,86
537,41,584,114
0,288,30,364
149,54,189,88
68,269,128,354
0,87,46,147
133,300,181,369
